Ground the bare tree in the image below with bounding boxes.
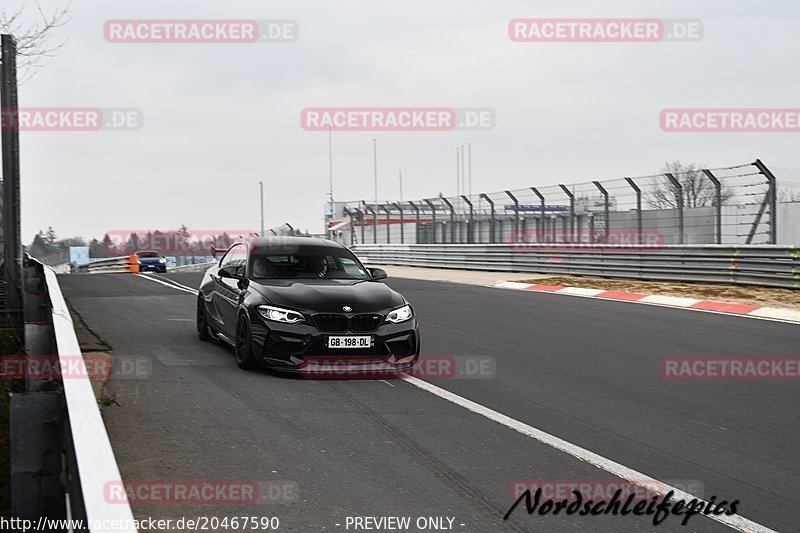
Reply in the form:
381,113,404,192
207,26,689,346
646,160,734,209
0,1,70,81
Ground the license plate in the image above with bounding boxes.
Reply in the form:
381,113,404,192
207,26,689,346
327,336,373,349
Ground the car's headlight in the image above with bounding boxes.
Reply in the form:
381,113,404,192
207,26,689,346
386,305,412,324
137,260,142,265
159,258,166,263
258,305,305,324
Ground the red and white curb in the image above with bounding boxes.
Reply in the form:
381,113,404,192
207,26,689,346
495,281,800,324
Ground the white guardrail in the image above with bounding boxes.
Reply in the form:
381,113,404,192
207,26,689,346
353,243,800,289
80,256,134,273
42,263,138,532
168,261,216,272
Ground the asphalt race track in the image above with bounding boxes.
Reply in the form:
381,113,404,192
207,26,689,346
58,272,800,532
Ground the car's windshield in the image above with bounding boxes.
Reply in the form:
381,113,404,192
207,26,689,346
249,247,370,280
136,251,160,258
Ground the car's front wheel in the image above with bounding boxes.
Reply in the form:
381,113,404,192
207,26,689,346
196,294,212,341
234,313,258,370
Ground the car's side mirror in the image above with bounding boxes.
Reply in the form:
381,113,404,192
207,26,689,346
220,266,249,289
369,267,388,280
219,266,240,279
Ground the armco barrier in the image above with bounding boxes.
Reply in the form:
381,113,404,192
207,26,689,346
169,261,216,272
352,244,800,289
34,257,138,532
78,255,138,273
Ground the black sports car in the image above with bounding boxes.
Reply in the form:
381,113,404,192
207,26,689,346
196,237,420,374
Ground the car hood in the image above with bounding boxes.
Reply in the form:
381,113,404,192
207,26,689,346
250,280,405,313
138,258,162,264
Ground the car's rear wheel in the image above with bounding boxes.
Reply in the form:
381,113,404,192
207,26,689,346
196,294,212,341
235,314,258,370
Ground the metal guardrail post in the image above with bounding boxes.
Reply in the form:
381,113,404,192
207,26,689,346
480,194,494,244
531,187,545,243
624,177,643,245
505,190,519,244
559,184,575,242
461,195,474,244
408,201,420,243
664,173,684,244
441,197,455,243
593,181,611,243
754,159,778,244
424,199,437,244
701,169,722,244
392,202,404,243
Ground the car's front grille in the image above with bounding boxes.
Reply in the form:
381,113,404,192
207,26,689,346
313,314,349,332
351,314,383,332
313,313,384,332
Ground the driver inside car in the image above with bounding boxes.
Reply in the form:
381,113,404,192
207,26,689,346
310,256,328,278
252,257,269,278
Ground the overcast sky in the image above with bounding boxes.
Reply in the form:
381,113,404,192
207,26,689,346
10,0,800,242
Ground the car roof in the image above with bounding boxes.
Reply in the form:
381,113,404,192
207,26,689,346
135,250,159,254
245,236,345,250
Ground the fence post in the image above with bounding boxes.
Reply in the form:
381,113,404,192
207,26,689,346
355,207,365,244
753,159,777,244
531,187,545,243
342,207,354,245
558,184,575,242
424,199,437,244
1,35,22,330
664,173,684,245
461,195,474,244
409,201,420,244
441,197,455,243
592,181,611,243
504,191,518,244
701,169,722,244
379,205,390,243
392,203,404,244
364,205,377,244
480,194,494,244
624,177,642,245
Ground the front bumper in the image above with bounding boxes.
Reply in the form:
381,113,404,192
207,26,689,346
248,309,420,374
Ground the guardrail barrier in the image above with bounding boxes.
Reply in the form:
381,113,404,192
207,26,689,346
22,256,138,532
353,243,800,289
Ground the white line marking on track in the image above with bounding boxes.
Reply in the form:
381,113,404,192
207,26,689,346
402,375,777,533
134,274,199,295
151,274,201,293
